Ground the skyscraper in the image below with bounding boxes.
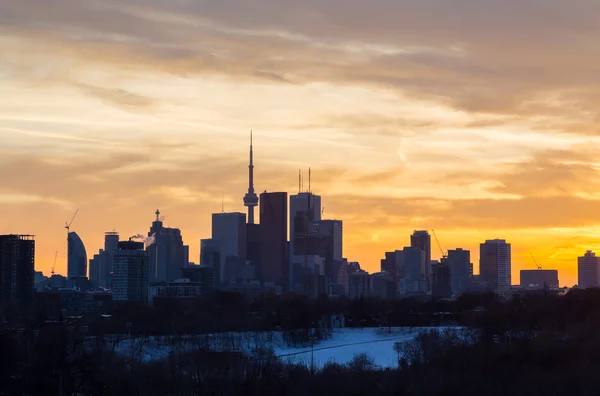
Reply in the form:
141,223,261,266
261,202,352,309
200,239,221,286
259,191,288,286
89,231,120,289
410,230,431,280
578,250,600,288
243,132,259,224
0,235,35,307
112,240,148,302
67,231,87,279
289,192,321,289
480,239,511,290
147,210,188,282
447,248,472,295
211,212,247,285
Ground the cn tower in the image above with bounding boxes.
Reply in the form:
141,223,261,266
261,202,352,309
243,131,259,224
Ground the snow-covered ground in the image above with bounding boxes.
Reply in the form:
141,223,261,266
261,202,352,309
109,326,467,369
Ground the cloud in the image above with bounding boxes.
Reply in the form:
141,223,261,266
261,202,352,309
75,83,156,110
2,0,600,132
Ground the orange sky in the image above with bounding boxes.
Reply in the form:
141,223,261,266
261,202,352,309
2,0,600,287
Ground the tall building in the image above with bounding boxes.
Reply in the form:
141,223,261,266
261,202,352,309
447,248,472,295
147,210,189,283
67,231,87,279
520,269,559,289
289,192,321,290
349,270,370,299
200,238,221,285
243,132,259,224
432,260,452,299
578,250,600,288
410,230,431,279
211,212,247,285
89,231,120,289
399,246,426,293
112,240,148,302
0,235,35,307
259,191,288,287
480,239,511,290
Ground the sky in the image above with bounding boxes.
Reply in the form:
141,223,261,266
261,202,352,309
2,0,600,287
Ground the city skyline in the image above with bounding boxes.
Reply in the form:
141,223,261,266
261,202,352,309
3,0,600,288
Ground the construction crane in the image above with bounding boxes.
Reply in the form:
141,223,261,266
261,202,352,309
530,252,542,270
431,229,447,260
65,209,79,233
51,251,57,276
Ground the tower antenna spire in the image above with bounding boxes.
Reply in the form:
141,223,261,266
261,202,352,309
243,131,258,224
308,167,311,194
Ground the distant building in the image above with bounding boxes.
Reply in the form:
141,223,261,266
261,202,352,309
147,210,189,283
349,270,370,299
112,240,148,302
259,191,288,288
211,212,247,285
89,231,119,289
200,239,221,286
181,266,215,295
480,239,511,290
578,250,600,288
410,230,431,280
289,192,322,289
520,269,559,289
0,235,35,307
432,261,452,299
246,223,261,283
149,278,209,307
447,248,472,295
370,272,396,299
67,232,87,279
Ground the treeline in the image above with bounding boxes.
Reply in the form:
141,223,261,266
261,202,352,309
5,288,600,395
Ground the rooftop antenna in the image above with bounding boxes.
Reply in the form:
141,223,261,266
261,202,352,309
298,169,301,194
51,251,57,276
221,193,225,213
308,167,311,194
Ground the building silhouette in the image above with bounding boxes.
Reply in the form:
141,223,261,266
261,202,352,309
147,210,189,283
211,212,247,285
67,231,87,279
89,231,119,289
578,250,600,288
200,238,221,286
0,235,35,307
480,239,511,290
349,270,370,299
432,260,452,299
410,230,431,281
259,191,288,288
112,240,148,302
520,269,559,289
447,248,472,295
289,192,322,291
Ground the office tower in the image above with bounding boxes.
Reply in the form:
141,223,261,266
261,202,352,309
246,223,261,282
447,248,472,295
349,270,370,299
398,246,425,293
520,269,559,289
410,230,431,279
432,260,452,299
89,231,120,289
112,240,148,302
480,239,512,290
259,192,288,287
289,192,321,290
147,210,188,283
578,250,600,288
370,272,397,298
200,238,221,286
181,266,215,295
211,212,247,285
0,235,35,307
243,132,259,224
67,231,87,279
